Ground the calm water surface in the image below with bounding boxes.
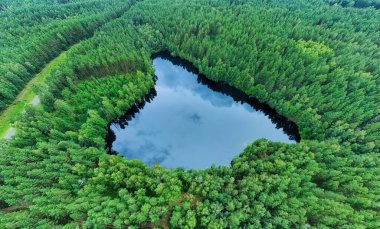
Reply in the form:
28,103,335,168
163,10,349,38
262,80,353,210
106,53,299,169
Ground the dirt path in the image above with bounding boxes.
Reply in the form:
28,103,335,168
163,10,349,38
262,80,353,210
0,51,67,139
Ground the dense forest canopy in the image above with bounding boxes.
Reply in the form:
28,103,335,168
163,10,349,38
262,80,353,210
0,0,379,228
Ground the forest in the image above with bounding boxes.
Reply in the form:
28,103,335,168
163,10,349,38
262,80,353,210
0,0,379,228
326,0,380,9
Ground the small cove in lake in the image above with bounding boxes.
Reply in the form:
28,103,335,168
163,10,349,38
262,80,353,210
106,52,300,169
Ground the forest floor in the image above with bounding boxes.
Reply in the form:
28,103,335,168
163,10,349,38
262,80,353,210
0,51,68,139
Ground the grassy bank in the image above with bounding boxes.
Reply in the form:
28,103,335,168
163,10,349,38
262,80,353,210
0,52,67,138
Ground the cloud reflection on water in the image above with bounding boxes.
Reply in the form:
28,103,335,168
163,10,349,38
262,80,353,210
107,54,300,169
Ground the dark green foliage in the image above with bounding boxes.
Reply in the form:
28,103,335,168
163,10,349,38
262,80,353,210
327,0,380,9
0,0,379,228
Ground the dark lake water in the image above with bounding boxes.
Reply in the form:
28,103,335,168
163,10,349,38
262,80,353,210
106,53,300,169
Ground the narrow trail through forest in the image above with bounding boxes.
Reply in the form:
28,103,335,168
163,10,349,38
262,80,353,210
0,3,137,140
0,51,67,139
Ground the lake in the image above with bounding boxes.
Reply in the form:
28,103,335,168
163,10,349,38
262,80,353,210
106,53,300,169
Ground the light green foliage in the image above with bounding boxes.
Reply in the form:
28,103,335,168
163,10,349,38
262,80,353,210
296,40,334,59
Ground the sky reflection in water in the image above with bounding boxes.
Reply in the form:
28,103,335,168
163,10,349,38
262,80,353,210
108,56,298,169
